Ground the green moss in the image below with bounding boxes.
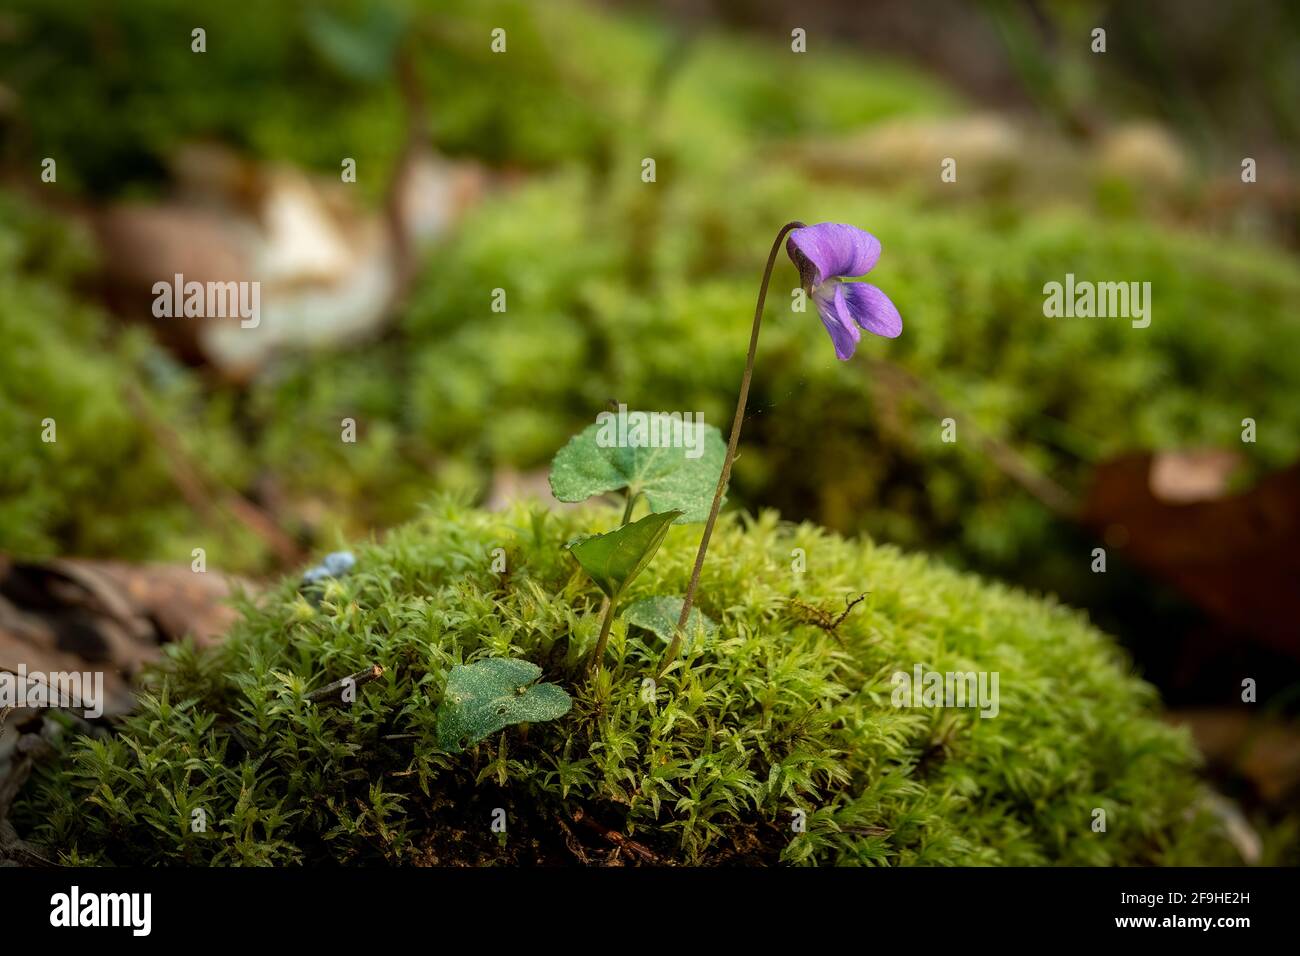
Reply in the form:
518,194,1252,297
1,0,951,195
20,500,1234,865
0,197,265,568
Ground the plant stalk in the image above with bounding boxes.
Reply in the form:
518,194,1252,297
658,220,805,675
586,489,642,672
620,490,641,526
590,595,619,671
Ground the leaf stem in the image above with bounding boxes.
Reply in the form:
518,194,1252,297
658,220,805,675
590,595,619,671
587,491,641,663
620,490,642,526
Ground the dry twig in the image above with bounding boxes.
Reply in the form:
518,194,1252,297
571,807,662,865
305,665,385,705
786,592,869,642
862,356,1077,516
124,383,303,565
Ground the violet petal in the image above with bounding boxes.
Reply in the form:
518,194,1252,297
787,223,882,287
839,281,902,339
815,285,862,360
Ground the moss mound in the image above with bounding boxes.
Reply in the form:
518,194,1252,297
20,501,1232,865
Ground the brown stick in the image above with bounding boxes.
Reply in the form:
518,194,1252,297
124,383,303,565
571,807,661,865
786,592,868,642
384,46,432,300
305,665,385,704
861,356,1078,517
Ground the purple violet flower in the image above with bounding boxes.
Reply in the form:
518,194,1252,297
786,222,902,360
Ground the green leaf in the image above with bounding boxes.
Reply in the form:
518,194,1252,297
549,414,726,523
623,596,717,652
566,510,682,599
435,658,572,753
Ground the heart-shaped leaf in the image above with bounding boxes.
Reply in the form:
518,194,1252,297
566,510,682,599
549,414,726,523
623,596,716,652
435,658,572,753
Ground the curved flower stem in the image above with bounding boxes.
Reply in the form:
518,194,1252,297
658,220,805,676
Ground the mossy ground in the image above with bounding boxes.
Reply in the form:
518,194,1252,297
19,500,1235,865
